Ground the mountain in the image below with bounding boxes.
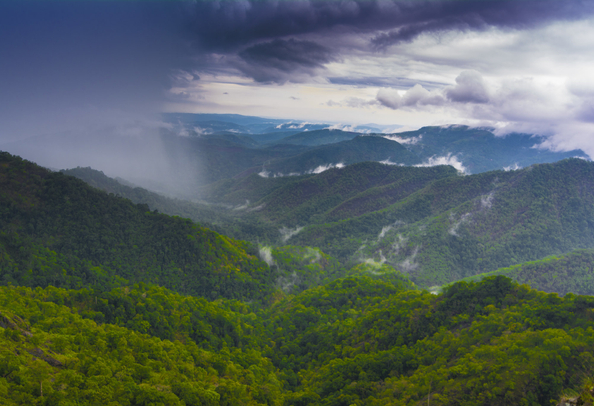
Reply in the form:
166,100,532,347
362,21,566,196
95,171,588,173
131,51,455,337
262,135,421,175
272,129,360,146
162,112,290,134
388,125,588,173
4,115,588,202
244,162,456,227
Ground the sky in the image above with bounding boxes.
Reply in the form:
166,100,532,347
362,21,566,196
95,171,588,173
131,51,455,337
2,0,594,160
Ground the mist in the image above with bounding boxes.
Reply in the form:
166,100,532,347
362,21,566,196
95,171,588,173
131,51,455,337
0,2,200,195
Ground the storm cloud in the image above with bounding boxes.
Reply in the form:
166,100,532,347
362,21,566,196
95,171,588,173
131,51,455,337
237,38,335,83
179,0,594,51
159,0,594,86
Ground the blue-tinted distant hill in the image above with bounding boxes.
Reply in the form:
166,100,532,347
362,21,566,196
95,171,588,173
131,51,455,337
162,112,332,135
271,129,360,146
263,135,421,175
388,125,588,173
162,112,283,125
161,113,382,137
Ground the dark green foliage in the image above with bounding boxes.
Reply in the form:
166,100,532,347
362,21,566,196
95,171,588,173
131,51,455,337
457,249,594,296
64,150,594,292
0,151,277,302
250,162,457,227
61,166,284,244
63,156,594,291
289,158,594,287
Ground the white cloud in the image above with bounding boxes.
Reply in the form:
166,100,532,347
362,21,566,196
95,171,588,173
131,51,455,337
325,123,372,133
503,163,521,171
448,212,471,237
378,158,403,166
259,246,276,267
306,162,345,174
381,134,422,144
279,226,304,242
377,84,445,110
415,153,467,174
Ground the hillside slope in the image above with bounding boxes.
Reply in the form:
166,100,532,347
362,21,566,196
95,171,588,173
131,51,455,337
292,159,594,286
0,151,276,301
455,249,594,296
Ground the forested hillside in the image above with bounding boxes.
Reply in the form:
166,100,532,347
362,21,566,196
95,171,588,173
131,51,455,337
290,159,594,286
4,149,594,406
457,249,594,296
0,152,275,301
65,155,594,290
3,275,594,405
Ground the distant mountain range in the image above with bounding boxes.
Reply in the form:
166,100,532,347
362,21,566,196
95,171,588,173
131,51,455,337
2,113,587,199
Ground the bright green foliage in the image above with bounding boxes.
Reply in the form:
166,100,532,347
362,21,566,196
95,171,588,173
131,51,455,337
276,276,594,406
0,285,283,406
32,284,259,351
347,263,416,290
260,275,412,382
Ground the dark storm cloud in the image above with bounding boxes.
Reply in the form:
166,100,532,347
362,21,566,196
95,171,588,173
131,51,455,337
180,0,375,52
181,0,594,51
237,39,335,83
174,0,594,82
370,0,594,48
